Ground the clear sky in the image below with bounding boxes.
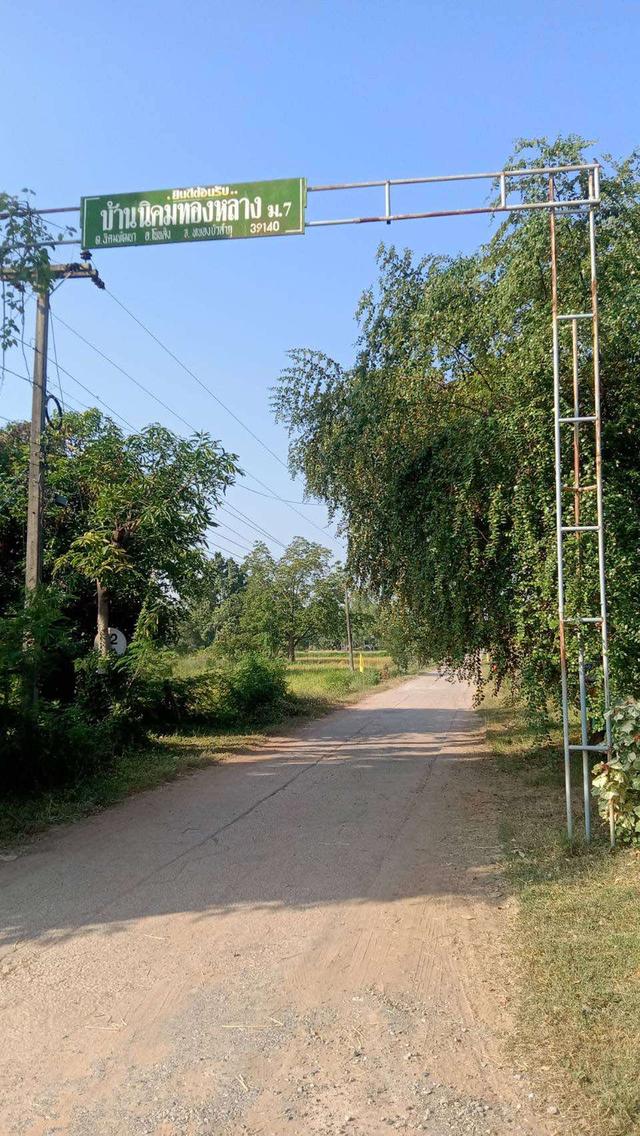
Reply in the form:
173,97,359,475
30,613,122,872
2,0,638,562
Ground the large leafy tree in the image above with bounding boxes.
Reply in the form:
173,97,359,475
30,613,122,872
0,410,239,651
273,138,640,711
177,552,247,651
216,537,344,660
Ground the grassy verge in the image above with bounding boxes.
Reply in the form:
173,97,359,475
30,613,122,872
478,685,640,1136
0,651,401,849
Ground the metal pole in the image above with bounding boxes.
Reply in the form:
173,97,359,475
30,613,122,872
344,585,355,672
571,318,592,841
588,174,614,846
549,181,573,841
25,289,50,593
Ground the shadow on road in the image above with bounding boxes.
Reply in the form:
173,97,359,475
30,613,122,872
0,696,503,952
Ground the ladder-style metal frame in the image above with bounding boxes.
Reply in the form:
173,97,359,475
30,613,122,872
549,167,613,844
14,162,611,842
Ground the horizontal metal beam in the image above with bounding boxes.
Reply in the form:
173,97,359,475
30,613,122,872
559,415,597,424
307,198,596,229
308,162,598,193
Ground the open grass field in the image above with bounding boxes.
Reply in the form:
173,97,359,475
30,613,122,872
0,650,399,849
479,685,640,1136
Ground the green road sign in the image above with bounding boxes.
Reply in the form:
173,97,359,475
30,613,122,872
80,178,306,250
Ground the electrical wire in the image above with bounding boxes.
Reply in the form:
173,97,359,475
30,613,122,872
17,342,137,430
234,481,322,505
105,287,290,470
52,312,200,435
207,537,250,560
103,287,330,535
219,501,287,548
49,314,66,411
52,306,330,530
207,526,253,553
212,520,258,551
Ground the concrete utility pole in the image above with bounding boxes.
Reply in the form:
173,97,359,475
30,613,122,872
25,289,50,591
344,585,355,672
0,262,106,595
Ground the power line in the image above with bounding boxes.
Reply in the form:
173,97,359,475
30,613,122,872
213,520,258,551
52,312,201,435
53,302,330,535
106,287,290,470
207,537,249,560
208,525,253,553
103,287,330,535
49,314,66,411
234,481,323,506
18,341,137,430
2,363,99,419
220,501,287,548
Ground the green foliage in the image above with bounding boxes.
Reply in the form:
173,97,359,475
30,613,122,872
320,666,381,695
274,138,640,713
167,653,287,726
53,414,239,598
0,191,68,351
177,553,247,650
0,410,239,643
0,590,105,791
592,698,640,844
376,601,418,672
215,538,347,660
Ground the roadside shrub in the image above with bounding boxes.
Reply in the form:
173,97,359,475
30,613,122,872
223,654,287,719
75,645,188,741
180,654,287,725
76,648,287,733
592,698,640,843
0,590,108,792
321,666,381,695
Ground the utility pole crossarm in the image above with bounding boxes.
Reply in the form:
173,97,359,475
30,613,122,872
0,262,105,288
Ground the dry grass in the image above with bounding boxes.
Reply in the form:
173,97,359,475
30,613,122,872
479,684,640,1136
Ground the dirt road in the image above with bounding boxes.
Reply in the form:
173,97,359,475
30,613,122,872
0,672,554,1136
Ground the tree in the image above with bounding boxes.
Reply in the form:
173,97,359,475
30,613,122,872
0,190,67,351
177,552,247,651
0,410,239,652
215,538,343,660
59,415,239,652
276,538,337,660
273,138,640,711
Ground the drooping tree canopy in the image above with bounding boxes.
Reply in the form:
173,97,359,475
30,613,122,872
273,138,640,710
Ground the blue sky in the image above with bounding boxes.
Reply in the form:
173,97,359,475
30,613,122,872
2,0,638,561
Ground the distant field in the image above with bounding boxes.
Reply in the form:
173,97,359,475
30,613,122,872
176,648,394,705
287,649,393,702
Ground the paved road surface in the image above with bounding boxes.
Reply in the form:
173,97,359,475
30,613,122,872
0,673,552,1135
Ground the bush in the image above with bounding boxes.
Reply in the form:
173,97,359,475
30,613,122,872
0,590,108,792
76,648,288,734
223,654,287,719
180,654,287,725
321,666,381,695
0,617,288,794
75,646,187,741
0,695,113,793
592,698,640,844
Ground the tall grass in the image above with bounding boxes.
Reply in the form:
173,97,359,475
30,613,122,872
478,685,640,1136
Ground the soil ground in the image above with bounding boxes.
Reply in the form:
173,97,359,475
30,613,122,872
0,672,560,1135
